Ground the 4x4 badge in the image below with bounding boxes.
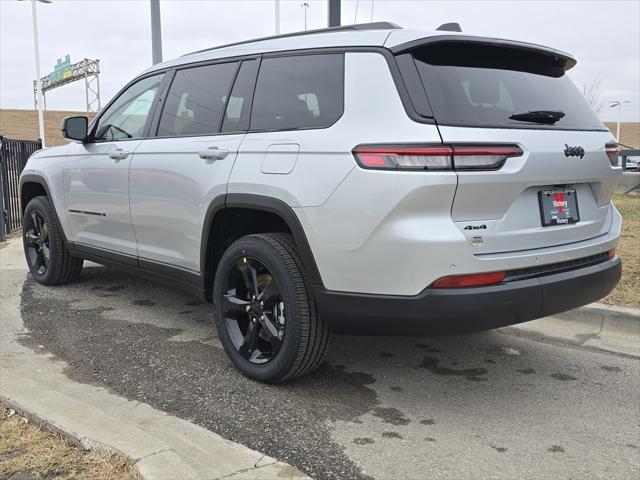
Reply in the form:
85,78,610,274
564,144,585,159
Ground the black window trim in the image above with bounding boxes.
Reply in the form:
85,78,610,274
88,70,171,143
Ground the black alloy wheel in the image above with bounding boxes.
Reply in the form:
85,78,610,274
222,256,286,364
25,209,50,275
213,233,330,383
22,196,83,285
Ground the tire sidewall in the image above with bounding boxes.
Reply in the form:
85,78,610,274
23,197,60,284
213,236,304,383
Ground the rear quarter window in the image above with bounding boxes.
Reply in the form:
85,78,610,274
406,42,605,131
250,54,344,131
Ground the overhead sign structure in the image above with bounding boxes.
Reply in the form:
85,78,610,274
33,55,101,114
50,54,72,81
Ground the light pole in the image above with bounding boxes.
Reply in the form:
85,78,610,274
609,100,630,143
301,2,309,31
20,0,51,147
150,0,163,64
275,0,280,34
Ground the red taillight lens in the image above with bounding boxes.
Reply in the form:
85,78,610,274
354,145,453,170
608,249,616,259
352,144,522,171
429,271,506,288
605,143,619,166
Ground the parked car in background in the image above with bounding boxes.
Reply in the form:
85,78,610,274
20,22,622,382
623,156,639,171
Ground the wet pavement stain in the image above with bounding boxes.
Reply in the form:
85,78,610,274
382,432,403,439
372,407,410,426
104,285,126,292
353,438,375,445
551,373,577,381
20,275,377,480
132,299,156,307
418,355,488,381
415,344,444,353
548,445,565,453
516,368,536,375
601,365,622,372
419,419,435,426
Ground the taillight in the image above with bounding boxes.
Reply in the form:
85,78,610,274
429,271,506,288
352,144,522,171
605,143,619,166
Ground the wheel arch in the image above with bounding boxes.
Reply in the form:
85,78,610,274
201,194,323,300
20,174,51,214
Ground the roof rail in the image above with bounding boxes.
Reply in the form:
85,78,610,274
184,22,403,57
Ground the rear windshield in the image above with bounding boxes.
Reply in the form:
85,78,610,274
407,42,605,130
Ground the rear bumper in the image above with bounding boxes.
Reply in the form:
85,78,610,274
312,256,621,335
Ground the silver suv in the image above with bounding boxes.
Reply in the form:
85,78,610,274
19,22,622,382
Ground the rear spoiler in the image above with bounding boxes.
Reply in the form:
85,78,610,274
389,35,577,71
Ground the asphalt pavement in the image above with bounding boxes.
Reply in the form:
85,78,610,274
19,265,640,480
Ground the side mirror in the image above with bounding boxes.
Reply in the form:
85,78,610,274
61,116,88,142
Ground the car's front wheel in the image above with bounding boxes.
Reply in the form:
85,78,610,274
22,196,83,285
213,233,330,383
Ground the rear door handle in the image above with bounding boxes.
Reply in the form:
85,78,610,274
108,148,130,161
198,147,229,161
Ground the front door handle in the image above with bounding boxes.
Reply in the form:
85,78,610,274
198,147,229,161
108,148,130,161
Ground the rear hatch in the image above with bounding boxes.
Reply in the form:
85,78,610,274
394,37,620,253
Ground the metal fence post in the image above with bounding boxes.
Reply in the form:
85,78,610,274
0,136,6,242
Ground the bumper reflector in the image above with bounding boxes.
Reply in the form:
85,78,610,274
429,271,506,289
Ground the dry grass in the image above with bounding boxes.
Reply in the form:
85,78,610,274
0,404,140,480
603,194,640,309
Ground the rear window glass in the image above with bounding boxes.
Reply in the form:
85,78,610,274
409,43,604,130
250,54,344,131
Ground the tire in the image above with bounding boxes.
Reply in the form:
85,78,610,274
22,196,83,285
213,233,330,383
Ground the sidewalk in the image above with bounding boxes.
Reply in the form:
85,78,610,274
0,238,308,480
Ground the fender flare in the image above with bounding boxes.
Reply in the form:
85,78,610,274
19,174,53,212
200,193,324,287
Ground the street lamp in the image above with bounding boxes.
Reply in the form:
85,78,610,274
19,0,51,148
301,2,309,31
609,100,631,143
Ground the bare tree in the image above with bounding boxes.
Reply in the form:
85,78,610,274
582,77,605,113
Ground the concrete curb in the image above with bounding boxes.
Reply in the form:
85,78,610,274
0,239,309,480
513,302,640,357
553,302,640,336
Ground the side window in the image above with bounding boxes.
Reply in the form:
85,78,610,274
221,59,259,133
93,73,164,142
250,54,344,131
157,62,238,137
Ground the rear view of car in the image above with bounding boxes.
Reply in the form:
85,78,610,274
307,32,622,337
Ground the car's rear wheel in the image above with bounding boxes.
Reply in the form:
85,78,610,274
23,196,83,285
213,233,330,383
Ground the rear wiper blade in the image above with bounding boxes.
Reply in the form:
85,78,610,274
509,110,566,124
